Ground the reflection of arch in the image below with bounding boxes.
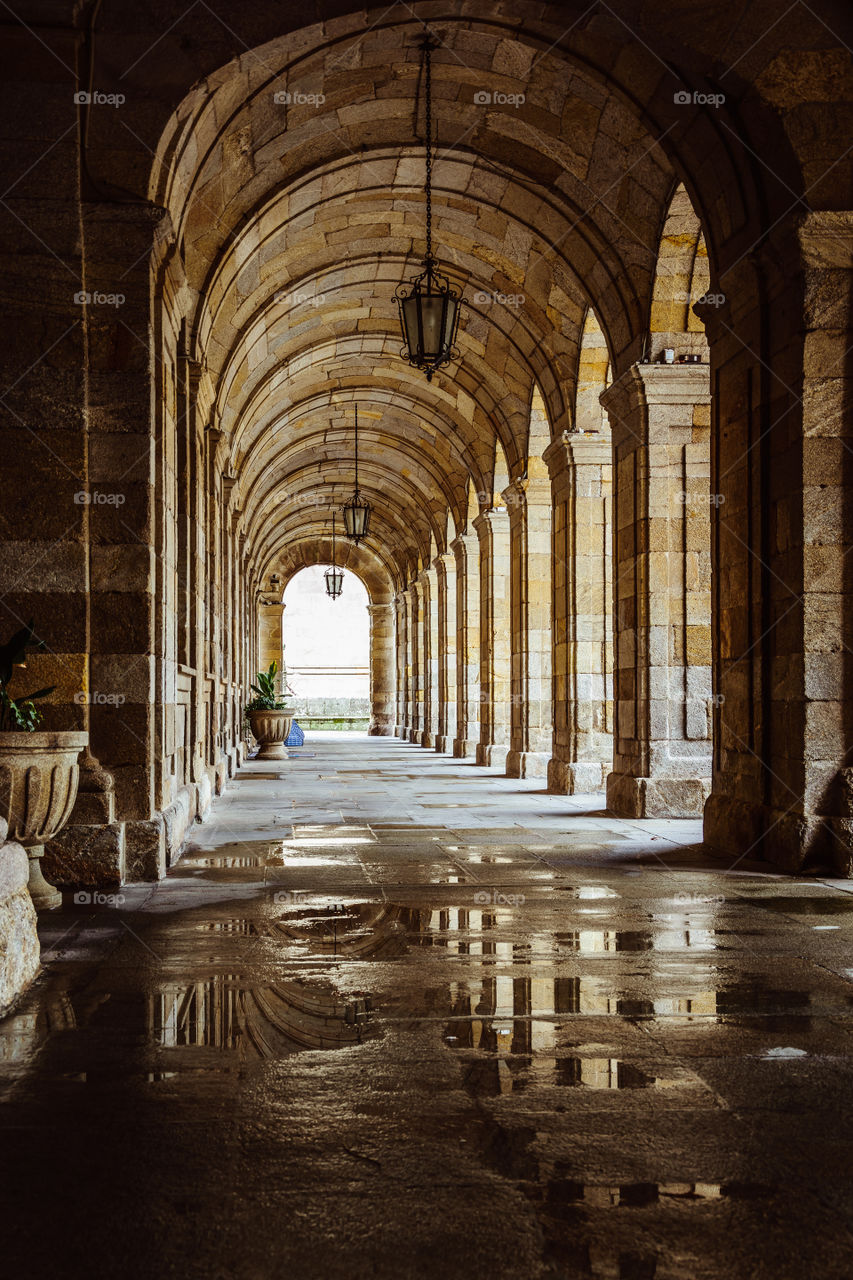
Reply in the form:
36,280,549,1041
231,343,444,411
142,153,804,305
271,902,428,960
152,975,374,1058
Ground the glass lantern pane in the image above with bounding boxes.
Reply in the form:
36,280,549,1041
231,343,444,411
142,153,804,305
402,295,420,357
418,295,445,358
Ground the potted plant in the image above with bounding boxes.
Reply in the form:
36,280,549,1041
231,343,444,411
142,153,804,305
0,622,87,909
245,660,295,760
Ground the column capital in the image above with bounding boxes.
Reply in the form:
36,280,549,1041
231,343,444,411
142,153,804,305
366,601,394,617
472,507,510,538
543,431,611,479
450,531,478,556
600,362,710,419
432,550,456,576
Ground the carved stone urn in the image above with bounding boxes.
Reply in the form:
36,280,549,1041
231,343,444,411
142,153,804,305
247,710,294,761
0,731,88,909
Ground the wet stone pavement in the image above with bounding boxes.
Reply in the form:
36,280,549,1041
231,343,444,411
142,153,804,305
2,734,853,1279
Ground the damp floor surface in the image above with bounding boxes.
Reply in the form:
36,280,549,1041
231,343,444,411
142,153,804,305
2,734,853,1279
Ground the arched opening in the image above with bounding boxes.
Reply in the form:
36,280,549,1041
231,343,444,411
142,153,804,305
282,566,371,732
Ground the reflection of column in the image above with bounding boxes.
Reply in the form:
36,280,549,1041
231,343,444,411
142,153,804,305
504,478,552,778
417,564,439,748
394,594,408,738
367,602,395,736
601,364,712,818
452,532,480,758
434,552,457,752
545,431,613,793
409,580,424,744
475,510,511,768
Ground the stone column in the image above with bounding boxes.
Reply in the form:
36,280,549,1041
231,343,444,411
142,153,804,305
258,600,285,675
701,213,853,872
452,533,480,758
409,581,424,744
504,478,553,778
474,509,512,768
367,602,395,735
416,565,439,748
434,552,458,752
402,588,416,740
394,594,408,738
545,432,613,793
601,363,712,818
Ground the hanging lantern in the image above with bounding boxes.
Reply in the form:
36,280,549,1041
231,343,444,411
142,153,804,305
396,31,461,381
341,405,372,545
324,513,344,599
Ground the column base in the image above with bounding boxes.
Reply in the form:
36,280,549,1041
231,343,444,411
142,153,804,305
607,772,710,818
407,728,420,744
43,822,127,893
0,838,39,1015
506,750,550,779
547,758,606,794
452,739,477,759
476,742,510,769
420,732,436,748
704,793,834,873
368,716,394,736
434,736,453,753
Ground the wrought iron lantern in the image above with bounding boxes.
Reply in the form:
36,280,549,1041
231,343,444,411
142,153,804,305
324,513,344,599
341,405,372,544
396,31,461,381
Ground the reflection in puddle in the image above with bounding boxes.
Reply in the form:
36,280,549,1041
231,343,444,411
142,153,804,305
152,973,374,1057
545,1179,771,1206
272,902,424,959
196,920,258,936
458,1053,686,1095
744,896,853,915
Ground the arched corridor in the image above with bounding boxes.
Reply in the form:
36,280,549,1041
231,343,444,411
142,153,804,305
1,1,852,1273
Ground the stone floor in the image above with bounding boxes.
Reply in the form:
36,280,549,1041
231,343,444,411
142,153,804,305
2,734,853,1279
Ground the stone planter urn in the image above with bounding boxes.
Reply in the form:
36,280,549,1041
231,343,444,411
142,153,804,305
247,710,294,761
0,731,88,909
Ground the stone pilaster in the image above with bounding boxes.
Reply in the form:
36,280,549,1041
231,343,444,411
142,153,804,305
601,363,712,818
394,594,409,737
504,477,553,778
258,600,285,675
416,565,439,748
544,431,613,794
451,533,480,758
367,602,395,735
409,581,424,744
474,509,512,769
434,552,458,752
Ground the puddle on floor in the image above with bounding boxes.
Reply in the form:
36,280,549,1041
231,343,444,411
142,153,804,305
743,896,853,915
543,1179,772,1206
455,1052,690,1094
